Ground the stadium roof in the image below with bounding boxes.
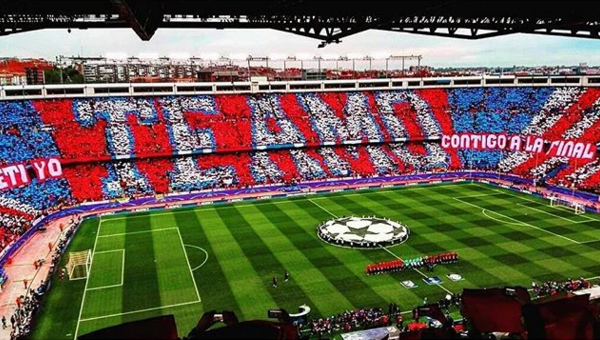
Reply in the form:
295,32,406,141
2,1,600,47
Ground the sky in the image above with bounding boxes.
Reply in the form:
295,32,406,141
2,27,600,69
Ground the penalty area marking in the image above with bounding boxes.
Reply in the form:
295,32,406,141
454,197,581,245
176,228,202,302
492,188,599,223
184,245,209,272
516,203,592,224
86,249,125,291
79,300,202,323
453,192,506,199
74,219,103,339
481,209,525,227
97,227,178,238
75,222,202,338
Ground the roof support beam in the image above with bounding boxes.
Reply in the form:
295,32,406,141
109,0,163,40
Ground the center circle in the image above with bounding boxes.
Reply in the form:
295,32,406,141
317,216,410,249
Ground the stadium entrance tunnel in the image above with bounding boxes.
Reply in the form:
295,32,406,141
317,216,410,249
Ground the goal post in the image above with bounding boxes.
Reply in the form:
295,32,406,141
66,250,92,280
549,196,585,215
574,203,586,215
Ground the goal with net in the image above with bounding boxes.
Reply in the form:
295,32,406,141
549,196,586,215
66,250,92,280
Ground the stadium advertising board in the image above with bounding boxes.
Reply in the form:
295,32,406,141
442,133,596,160
0,157,63,191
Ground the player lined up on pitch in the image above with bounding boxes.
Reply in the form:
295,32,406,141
366,252,459,275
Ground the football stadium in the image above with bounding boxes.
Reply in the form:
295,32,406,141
2,1,600,340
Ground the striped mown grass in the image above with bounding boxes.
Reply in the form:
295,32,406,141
31,182,600,339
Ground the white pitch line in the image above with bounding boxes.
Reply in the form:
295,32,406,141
309,183,458,200
101,208,200,221
79,300,202,323
120,249,125,286
98,183,457,221
516,203,590,224
75,223,202,330
94,249,125,254
97,220,104,237
86,283,122,291
454,192,506,199
379,246,454,295
74,220,102,339
307,198,338,218
97,227,178,238
307,193,454,294
69,276,87,281
454,197,581,245
86,249,125,291
184,245,209,272
177,228,202,302
100,200,303,221
492,188,598,222
481,209,524,226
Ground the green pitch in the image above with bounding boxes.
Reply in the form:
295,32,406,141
31,182,600,339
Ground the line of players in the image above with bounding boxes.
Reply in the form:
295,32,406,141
366,252,459,275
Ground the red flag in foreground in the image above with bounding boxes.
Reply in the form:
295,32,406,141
524,293,595,340
461,287,530,333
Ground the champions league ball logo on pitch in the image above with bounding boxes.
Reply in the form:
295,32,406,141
317,216,410,249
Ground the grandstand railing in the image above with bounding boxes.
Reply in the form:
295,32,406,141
2,171,599,268
1,75,600,100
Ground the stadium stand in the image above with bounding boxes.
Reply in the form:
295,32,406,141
2,87,600,257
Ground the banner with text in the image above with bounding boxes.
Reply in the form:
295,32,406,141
0,158,63,192
441,134,597,160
